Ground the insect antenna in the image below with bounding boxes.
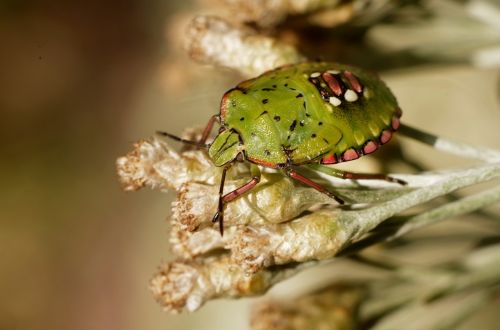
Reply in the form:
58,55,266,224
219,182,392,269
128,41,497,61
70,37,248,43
156,131,209,149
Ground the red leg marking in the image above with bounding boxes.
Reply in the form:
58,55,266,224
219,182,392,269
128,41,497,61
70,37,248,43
286,169,344,204
321,72,343,96
213,171,261,236
222,176,261,203
343,71,363,93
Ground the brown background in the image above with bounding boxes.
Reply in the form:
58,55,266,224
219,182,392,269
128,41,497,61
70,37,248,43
1,1,500,330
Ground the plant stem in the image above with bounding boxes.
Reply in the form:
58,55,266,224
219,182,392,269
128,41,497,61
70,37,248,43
399,123,500,163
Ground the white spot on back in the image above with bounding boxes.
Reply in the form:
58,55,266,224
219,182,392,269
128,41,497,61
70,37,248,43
329,96,342,106
327,69,340,75
310,72,321,78
345,89,358,102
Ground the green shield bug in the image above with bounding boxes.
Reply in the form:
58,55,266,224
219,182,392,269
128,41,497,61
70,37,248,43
159,62,405,235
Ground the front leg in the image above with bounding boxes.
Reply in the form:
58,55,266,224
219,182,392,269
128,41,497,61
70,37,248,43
212,165,261,235
199,114,220,144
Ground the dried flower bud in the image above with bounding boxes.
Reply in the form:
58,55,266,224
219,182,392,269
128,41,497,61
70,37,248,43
172,174,332,231
118,124,500,313
168,170,337,261
186,15,305,76
116,137,219,192
170,222,229,259
218,0,344,27
229,209,344,273
150,255,274,313
251,283,363,330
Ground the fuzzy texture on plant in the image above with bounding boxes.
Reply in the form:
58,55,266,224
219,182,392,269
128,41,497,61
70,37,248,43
117,122,500,314
117,1,500,327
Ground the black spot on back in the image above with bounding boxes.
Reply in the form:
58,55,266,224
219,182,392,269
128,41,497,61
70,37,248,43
300,120,305,126
311,133,317,138
318,122,323,126
236,87,248,94
258,110,268,117
262,99,269,104
274,115,281,122
240,117,245,121
296,93,303,98
289,120,297,131
264,149,271,156
262,88,274,91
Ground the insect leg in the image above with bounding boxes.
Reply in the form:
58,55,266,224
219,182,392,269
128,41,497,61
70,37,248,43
156,131,208,148
307,164,406,185
199,114,220,144
212,165,261,235
285,168,345,205
156,114,219,148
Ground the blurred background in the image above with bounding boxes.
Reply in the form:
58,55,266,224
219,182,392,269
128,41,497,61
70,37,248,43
1,1,500,329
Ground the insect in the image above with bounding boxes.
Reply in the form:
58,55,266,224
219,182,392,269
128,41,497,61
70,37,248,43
159,62,405,235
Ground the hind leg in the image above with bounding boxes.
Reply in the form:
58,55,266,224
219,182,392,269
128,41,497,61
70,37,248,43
284,168,345,204
307,164,406,185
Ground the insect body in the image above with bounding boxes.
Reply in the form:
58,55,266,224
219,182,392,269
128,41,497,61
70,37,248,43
159,62,404,234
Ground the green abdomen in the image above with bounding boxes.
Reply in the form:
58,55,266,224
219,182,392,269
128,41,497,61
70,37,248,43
221,62,401,167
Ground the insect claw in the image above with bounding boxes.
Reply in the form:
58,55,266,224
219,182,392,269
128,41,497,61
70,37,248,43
212,211,224,236
333,195,345,205
388,176,407,185
212,211,220,223
327,192,345,205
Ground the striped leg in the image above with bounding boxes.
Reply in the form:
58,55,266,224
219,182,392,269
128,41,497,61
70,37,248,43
307,164,406,185
285,168,345,205
199,114,220,144
212,165,261,235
